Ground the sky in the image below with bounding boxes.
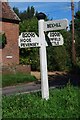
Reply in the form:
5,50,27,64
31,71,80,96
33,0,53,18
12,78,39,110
9,1,79,23
8,0,79,2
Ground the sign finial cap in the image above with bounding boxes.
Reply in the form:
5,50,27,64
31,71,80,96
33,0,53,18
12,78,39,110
36,12,46,20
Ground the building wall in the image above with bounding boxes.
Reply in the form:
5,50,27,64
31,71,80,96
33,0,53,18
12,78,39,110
1,21,19,66
0,21,2,65
2,65,31,74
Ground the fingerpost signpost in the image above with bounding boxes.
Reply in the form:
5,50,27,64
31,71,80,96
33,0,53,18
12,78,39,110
18,12,68,100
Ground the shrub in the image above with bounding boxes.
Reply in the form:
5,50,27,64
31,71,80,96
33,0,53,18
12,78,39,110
0,33,7,49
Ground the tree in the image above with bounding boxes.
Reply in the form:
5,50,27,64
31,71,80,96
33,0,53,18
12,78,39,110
13,6,37,21
31,6,35,18
46,30,72,71
13,7,20,17
19,17,39,70
14,6,39,70
70,11,80,32
74,11,80,63
18,5,76,71
70,10,80,69
74,11,80,40
19,17,38,34
19,10,27,21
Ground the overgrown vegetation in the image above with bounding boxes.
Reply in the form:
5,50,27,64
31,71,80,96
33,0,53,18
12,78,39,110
2,84,80,118
2,73,37,87
0,33,7,49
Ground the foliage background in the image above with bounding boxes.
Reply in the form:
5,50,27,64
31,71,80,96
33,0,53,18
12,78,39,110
13,6,80,72
0,33,7,49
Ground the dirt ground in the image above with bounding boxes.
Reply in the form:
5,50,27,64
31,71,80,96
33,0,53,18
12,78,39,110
31,71,79,87
31,71,67,80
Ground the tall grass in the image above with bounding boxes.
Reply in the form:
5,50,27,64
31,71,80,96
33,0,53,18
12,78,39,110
2,73,37,87
2,84,80,119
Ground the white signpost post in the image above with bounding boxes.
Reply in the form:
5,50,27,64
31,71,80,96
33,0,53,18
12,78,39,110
38,14,49,100
18,12,68,100
48,32,64,46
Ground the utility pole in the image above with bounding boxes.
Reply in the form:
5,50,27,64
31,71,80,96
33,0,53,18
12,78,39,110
71,0,76,65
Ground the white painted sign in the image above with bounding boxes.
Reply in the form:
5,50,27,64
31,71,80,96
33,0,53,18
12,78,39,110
6,56,13,59
48,32,64,46
44,19,68,31
18,32,40,48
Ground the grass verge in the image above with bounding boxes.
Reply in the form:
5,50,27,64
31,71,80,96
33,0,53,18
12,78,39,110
2,84,80,119
2,73,37,87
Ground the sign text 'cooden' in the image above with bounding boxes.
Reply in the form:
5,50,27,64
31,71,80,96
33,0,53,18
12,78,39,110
22,32,35,38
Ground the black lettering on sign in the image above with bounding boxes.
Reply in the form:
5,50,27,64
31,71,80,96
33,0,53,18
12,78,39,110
20,38,31,42
47,23,61,28
20,39,24,42
20,42,39,47
52,41,59,45
56,41,59,45
50,32,60,37
21,43,25,47
22,32,35,38
58,38,61,41
50,38,61,42
54,38,60,41
55,23,61,27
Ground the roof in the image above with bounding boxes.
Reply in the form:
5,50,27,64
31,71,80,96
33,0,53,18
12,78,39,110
0,2,20,22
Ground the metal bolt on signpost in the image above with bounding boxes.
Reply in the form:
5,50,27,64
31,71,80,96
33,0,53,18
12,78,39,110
37,13,49,100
